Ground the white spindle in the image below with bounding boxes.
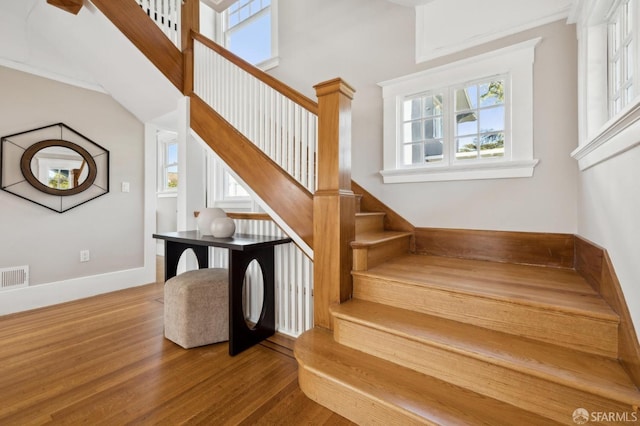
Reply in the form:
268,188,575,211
134,0,180,47
193,39,318,193
207,217,313,337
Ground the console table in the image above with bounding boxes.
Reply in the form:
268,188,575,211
153,231,292,356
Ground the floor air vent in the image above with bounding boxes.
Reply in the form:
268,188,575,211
0,265,29,290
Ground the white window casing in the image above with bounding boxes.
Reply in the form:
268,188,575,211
157,131,178,196
214,0,279,70
379,38,541,183
570,0,640,171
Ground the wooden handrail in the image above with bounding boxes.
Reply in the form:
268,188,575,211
92,0,184,92
226,212,272,221
192,31,319,115
47,0,83,14
190,94,314,249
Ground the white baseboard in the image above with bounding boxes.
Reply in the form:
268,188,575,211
0,265,156,316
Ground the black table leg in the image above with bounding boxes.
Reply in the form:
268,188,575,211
228,246,276,355
164,241,209,281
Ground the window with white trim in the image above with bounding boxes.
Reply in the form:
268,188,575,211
454,79,506,161
379,39,539,183
224,173,250,198
218,0,278,68
608,0,634,117
207,152,254,210
399,78,508,168
158,132,178,193
570,0,640,170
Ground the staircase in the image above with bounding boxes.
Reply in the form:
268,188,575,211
47,2,640,423
295,207,640,425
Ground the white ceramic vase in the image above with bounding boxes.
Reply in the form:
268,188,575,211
196,208,226,236
210,217,236,238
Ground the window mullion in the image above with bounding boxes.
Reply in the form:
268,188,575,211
447,86,454,165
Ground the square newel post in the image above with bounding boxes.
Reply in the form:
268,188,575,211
181,0,199,95
313,78,356,330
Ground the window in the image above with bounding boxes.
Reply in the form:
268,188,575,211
380,39,539,183
402,91,444,165
224,173,250,198
220,0,278,68
608,0,634,117
158,132,178,193
570,0,640,170
399,78,507,168
207,152,254,210
48,168,71,189
454,80,506,161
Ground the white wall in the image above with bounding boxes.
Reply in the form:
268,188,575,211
271,0,578,233
578,146,640,341
0,66,152,312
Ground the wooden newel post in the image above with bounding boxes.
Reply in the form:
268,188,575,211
181,0,199,95
313,78,356,330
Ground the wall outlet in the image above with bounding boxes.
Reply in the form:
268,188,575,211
80,250,90,262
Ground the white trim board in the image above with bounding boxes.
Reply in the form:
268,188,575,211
415,0,571,63
0,266,155,316
0,58,107,94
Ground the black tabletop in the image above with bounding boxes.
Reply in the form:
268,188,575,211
152,231,292,251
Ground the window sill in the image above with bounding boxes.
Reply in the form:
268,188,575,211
214,199,253,210
157,191,177,198
257,56,279,72
380,159,539,183
571,99,640,171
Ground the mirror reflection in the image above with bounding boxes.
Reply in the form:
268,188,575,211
20,139,98,197
30,146,89,190
2,123,109,213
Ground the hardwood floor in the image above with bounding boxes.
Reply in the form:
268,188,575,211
0,263,352,425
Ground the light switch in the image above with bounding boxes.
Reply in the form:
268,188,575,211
121,182,130,193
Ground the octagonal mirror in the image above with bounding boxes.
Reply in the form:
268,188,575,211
1,123,109,213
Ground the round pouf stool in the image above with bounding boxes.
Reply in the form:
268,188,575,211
164,268,229,349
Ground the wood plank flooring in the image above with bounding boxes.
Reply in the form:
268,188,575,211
0,262,353,425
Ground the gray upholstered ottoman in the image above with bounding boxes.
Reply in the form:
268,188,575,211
164,268,229,349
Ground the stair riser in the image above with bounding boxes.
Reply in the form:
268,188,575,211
334,318,635,425
355,215,385,235
297,367,429,426
352,236,411,272
352,275,619,358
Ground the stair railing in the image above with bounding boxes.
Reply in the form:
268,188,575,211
102,0,355,331
213,213,314,337
135,0,181,47
192,33,318,193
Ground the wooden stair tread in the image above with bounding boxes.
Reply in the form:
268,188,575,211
331,300,640,406
351,231,412,248
354,254,618,321
295,328,562,426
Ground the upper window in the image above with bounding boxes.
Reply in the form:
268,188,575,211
608,0,634,118
221,0,278,68
570,0,640,170
379,39,539,183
